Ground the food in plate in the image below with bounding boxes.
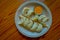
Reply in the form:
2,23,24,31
19,15,26,26
31,15,39,22
31,22,38,31
38,15,48,22
38,15,46,21
24,18,29,26
23,7,34,18
18,6,49,32
27,20,33,29
42,17,49,23
22,7,30,14
36,24,43,32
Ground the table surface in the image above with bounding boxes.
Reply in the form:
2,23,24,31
0,0,60,40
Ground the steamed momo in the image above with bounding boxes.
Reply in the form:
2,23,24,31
38,15,46,21
19,15,26,25
42,17,49,23
23,7,34,17
27,20,33,29
23,7,30,14
31,22,38,31
24,18,29,26
27,10,34,16
31,15,39,21
36,24,43,32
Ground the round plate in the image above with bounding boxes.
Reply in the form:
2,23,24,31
15,1,52,38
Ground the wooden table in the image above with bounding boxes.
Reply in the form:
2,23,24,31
0,0,60,40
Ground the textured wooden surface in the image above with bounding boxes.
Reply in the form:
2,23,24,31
0,0,60,40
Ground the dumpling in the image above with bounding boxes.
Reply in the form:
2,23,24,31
18,19,24,25
41,23,48,28
45,24,48,28
27,20,33,29
36,24,43,32
31,15,39,21
19,15,26,25
19,15,26,19
19,15,25,23
22,7,34,18
31,22,38,32
42,17,49,23
26,10,34,16
24,18,29,27
38,15,46,21
41,22,46,27
22,7,30,14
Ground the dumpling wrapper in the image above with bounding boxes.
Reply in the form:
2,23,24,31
38,15,46,21
31,22,38,32
27,10,33,15
31,15,39,21
19,15,26,25
42,17,49,23
27,20,33,29
36,24,43,32
24,18,29,27
22,7,30,14
22,7,34,17
18,19,24,25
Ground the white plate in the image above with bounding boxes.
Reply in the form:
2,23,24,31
15,1,52,38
